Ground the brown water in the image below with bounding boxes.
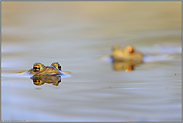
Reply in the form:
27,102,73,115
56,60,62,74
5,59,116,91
1,1,182,122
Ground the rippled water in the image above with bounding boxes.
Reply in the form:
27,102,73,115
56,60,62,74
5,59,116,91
1,1,182,122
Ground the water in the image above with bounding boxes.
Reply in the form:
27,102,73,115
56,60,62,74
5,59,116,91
1,1,182,122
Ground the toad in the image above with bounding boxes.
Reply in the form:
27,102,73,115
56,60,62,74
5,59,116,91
20,62,70,76
111,45,143,63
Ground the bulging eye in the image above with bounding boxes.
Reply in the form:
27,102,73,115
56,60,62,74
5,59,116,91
127,47,134,53
58,65,61,70
33,65,40,72
112,45,118,51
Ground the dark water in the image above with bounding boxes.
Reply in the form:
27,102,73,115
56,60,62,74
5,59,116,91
1,1,182,122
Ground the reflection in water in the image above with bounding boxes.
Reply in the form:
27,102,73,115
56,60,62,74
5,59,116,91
112,60,142,72
31,75,61,86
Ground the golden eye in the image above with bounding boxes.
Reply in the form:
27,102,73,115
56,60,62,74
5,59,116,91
33,65,40,72
127,47,134,53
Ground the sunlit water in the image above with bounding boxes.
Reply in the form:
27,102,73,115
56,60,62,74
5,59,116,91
1,1,182,122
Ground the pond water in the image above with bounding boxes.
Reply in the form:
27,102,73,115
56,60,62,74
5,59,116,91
1,1,182,122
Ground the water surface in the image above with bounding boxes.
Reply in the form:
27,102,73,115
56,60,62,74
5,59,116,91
1,1,182,122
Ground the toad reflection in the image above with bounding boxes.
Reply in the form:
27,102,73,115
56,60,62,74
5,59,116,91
112,61,142,72
31,75,61,86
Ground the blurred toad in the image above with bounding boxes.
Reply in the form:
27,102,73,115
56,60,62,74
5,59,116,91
111,45,143,63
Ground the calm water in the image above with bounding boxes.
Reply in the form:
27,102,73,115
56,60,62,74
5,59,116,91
1,1,182,122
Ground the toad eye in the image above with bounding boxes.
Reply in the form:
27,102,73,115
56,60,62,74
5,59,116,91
127,47,134,53
33,65,40,72
58,65,61,70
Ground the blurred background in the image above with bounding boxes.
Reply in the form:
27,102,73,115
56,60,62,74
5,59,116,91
1,1,182,122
